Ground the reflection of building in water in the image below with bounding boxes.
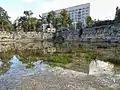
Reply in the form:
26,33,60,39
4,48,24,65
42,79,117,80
89,60,114,75
43,47,56,54
42,41,54,48
47,47,56,53
0,42,82,54
0,42,57,55
41,42,56,54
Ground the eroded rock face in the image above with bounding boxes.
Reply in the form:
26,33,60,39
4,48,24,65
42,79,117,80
81,24,120,43
89,60,114,75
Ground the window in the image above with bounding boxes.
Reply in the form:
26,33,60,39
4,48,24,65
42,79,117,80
86,10,88,12
86,7,89,9
82,13,84,15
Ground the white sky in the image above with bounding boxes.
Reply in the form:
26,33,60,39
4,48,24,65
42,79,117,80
1,0,120,21
38,0,120,20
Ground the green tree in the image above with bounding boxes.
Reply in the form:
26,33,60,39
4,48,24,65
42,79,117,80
24,10,33,18
13,17,19,31
15,12,44,32
0,7,12,31
35,15,45,32
76,21,82,29
115,6,120,22
86,16,93,26
46,11,56,26
29,17,38,31
52,9,72,42
39,15,47,24
24,10,33,32
54,17,61,30
17,16,28,32
76,21,83,37
59,9,72,29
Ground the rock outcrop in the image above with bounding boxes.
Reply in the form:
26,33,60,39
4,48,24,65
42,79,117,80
89,60,114,75
81,23,120,43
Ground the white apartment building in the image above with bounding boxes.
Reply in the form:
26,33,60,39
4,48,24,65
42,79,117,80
42,3,90,27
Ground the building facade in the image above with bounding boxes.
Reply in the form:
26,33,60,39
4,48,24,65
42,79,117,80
42,3,90,27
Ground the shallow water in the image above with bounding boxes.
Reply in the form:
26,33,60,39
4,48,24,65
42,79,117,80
0,41,120,90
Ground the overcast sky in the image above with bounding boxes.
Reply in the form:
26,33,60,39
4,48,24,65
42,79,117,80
0,0,120,21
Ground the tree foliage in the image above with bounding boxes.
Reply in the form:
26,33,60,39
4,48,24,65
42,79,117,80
86,16,93,26
14,10,42,32
0,6,12,31
24,10,33,18
46,11,56,25
0,8,72,32
1,6,120,32
76,21,82,29
46,9,72,31
115,6,120,22
76,21,83,37
59,9,72,28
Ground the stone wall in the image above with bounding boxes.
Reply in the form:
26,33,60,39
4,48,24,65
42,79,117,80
0,31,53,42
59,30,80,41
81,23,120,43
58,23,120,42
0,23,120,43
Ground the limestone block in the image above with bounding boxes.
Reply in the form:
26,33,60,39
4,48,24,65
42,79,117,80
89,60,114,75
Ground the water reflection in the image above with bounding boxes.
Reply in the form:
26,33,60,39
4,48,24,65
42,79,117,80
0,41,119,75
0,54,119,79
10,56,23,68
0,56,51,90
0,42,120,90
4,56,49,77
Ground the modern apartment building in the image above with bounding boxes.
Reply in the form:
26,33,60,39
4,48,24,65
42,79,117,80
42,3,90,27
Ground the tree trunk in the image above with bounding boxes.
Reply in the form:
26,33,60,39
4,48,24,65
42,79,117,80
2,22,4,31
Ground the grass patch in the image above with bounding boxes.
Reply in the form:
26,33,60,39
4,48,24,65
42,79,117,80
48,54,72,67
102,57,120,65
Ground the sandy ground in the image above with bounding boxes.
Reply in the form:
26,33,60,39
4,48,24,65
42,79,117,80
10,67,120,90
